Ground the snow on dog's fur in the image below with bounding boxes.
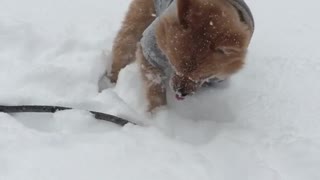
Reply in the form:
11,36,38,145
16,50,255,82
109,0,254,112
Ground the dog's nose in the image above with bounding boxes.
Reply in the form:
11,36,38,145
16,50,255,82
176,88,188,97
180,92,188,97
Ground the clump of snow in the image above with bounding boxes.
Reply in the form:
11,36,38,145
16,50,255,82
0,0,320,180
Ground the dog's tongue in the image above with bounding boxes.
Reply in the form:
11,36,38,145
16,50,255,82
175,94,185,100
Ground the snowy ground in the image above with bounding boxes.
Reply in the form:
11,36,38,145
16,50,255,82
0,0,320,179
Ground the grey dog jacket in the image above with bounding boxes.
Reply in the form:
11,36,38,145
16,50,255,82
140,0,254,74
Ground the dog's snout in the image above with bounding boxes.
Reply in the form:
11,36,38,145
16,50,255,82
176,88,188,97
171,74,199,100
175,88,189,100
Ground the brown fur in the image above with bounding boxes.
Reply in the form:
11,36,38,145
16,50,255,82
137,44,167,111
109,0,254,111
109,0,156,82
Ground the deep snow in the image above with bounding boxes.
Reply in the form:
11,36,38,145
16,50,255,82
0,0,320,180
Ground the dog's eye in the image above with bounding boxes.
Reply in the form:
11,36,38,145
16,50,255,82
215,47,238,56
215,47,226,54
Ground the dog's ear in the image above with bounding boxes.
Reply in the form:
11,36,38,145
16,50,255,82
177,0,192,28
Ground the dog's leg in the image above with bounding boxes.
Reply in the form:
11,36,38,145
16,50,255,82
109,0,156,83
136,44,167,112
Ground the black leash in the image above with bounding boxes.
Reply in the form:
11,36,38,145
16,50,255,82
0,105,134,126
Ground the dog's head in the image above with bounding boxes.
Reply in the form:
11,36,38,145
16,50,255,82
156,0,253,99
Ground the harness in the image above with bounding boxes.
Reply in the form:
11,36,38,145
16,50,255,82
227,0,255,30
140,0,174,74
154,0,174,16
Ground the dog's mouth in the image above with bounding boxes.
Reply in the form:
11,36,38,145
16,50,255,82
175,90,192,100
175,94,185,100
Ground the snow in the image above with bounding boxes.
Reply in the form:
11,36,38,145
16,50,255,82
0,0,320,179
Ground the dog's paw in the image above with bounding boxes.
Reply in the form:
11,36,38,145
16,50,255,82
147,104,167,114
147,95,167,113
107,72,118,83
202,77,227,87
98,75,114,92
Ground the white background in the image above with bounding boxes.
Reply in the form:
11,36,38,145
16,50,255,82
0,0,319,179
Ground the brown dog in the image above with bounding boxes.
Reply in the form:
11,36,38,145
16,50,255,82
109,0,254,111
